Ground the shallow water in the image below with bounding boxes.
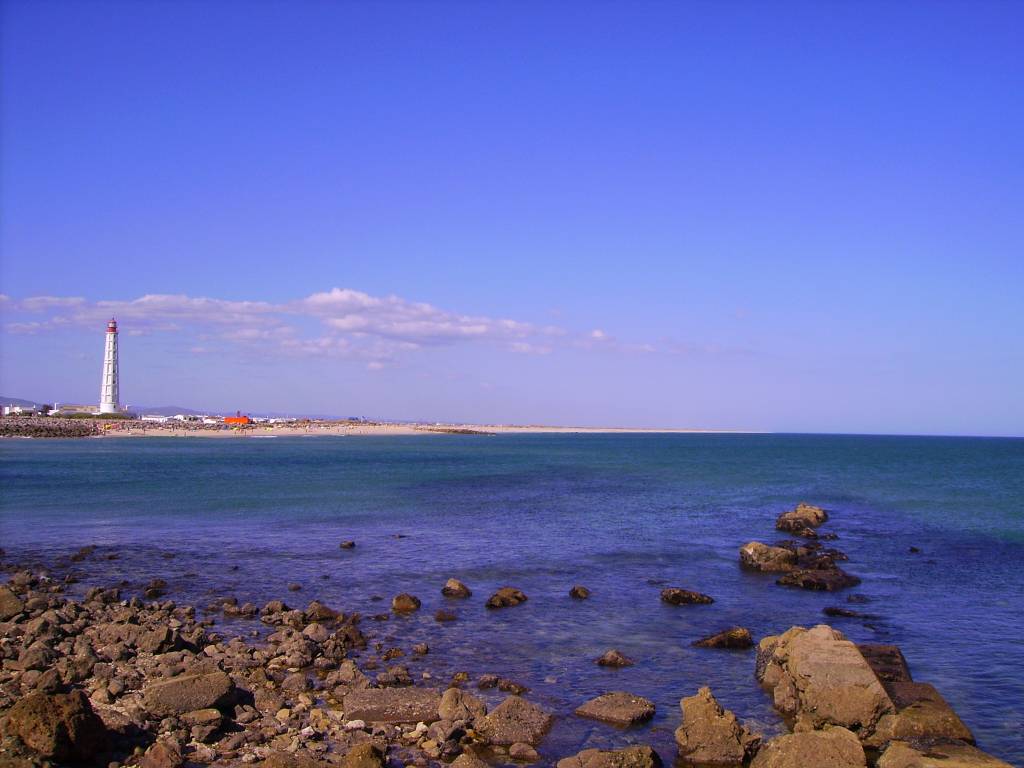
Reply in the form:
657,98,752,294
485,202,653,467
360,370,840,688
1,434,1022,764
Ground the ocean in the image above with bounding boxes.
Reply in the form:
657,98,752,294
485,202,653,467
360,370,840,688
1,433,1022,764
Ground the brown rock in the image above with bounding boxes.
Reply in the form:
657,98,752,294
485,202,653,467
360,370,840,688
660,587,713,605
575,691,655,726
452,753,491,768
775,503,829,533
510,742,540,762
435,609,457,622
570,585,591,599
139,739,184,768
478,695,554,746
142,669,236,716
392,593,421,613
438,687,487,721
0,585,25,620
556,745,662,768
341,743,386,768
739,542,798,573
342,687,441,723
2,689,108,761
486,587,528,608
857,644,912,683
693,627,754,650
751,728,865,768
340,540,356,549
674,687,759,766
877,741,1013,768
776,567,861,591
442,578,472,598
596,649,634,667
756,625,894,732
865,682,974,748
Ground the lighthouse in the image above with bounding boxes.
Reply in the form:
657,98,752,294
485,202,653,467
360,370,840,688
99,318,120,414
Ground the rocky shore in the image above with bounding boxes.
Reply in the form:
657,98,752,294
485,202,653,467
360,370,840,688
0,504,1013,768
0,417,100,439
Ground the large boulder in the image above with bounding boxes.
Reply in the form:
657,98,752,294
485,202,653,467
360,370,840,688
342,687,441,723
0,585,24,620
142,670,236,717
486,587,528,609
2,689,109,761
750,727,865,768
756,625,894,734
660,588,713,605
739,542,797,573
438,687,487,721
478,695,553,746
556,745,662,768
674,687,760,765
877,741,1013,768
575,691,655,726
864,682,974,748
775,503,828,533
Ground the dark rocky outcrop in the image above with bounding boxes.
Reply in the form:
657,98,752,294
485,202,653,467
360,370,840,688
776,567,861,591
660,587,714,605
575,691,655,726
2,689,108,761
674,687,760,766
485,587,528,609
693,627,754,650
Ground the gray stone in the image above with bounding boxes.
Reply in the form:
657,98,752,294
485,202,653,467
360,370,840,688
342,687,441,723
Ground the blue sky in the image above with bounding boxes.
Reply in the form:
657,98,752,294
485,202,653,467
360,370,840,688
1,1,1022,434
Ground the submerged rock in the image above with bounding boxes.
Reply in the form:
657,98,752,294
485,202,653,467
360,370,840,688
776,567,861,591
693,627,754,650
660,587,714,605
674,687,760,766
3,689,108,761
776,503,829,533
570,585,591,599
478,695,553,746
596,649,635,667
575,691,655,726
486,587,528,608
391,593,421,613
557,745,662,768
442,578,472,598
750,727,865,768
739,542,798,573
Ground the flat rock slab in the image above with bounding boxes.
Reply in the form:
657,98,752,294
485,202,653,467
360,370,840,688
878,741,1013,768
556,745,662,768
342,687,441,724
575,692,655,726
479,695,554,746
857,644,912,683
142,670,235,717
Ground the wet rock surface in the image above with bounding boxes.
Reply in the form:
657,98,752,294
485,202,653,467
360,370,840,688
739,542,797,573
574,691,655,727
693,627,754,650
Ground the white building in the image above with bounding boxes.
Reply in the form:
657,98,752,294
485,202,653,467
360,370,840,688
99,319,120,414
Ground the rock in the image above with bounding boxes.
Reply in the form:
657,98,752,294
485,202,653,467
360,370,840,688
438,687,487,721
142,669,236,716
660,587,713,605
776,503,829,533
2,689,108,761
435,609,457,622
452,753,491,768
287,582,302,591
478,695,554,746
674,687,759,766
0,584,24,620
340,743,386,768
510,742,540,761
340,540,356,549
864,682,974,748
693,627,754,650
139,739,184,768
823,607,874,619
342,687,441,723
556,745,663,768
575,691,655,726
392,593,421,613
442,578,472,598
856,644,912,683
569,585,591,599
486,587,528,609
877,741,1013,768
739,542,798,573
751,728,865,768
776,567,861,591
596,649,634,667
756,625,894,733
261,600,289,615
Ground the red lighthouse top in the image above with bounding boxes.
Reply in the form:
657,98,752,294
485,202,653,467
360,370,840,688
107,318,117,333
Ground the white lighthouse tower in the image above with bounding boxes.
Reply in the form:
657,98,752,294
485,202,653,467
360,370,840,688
99,318,120,414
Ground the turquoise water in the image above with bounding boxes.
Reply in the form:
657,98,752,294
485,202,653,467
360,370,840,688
1,434,1023,763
